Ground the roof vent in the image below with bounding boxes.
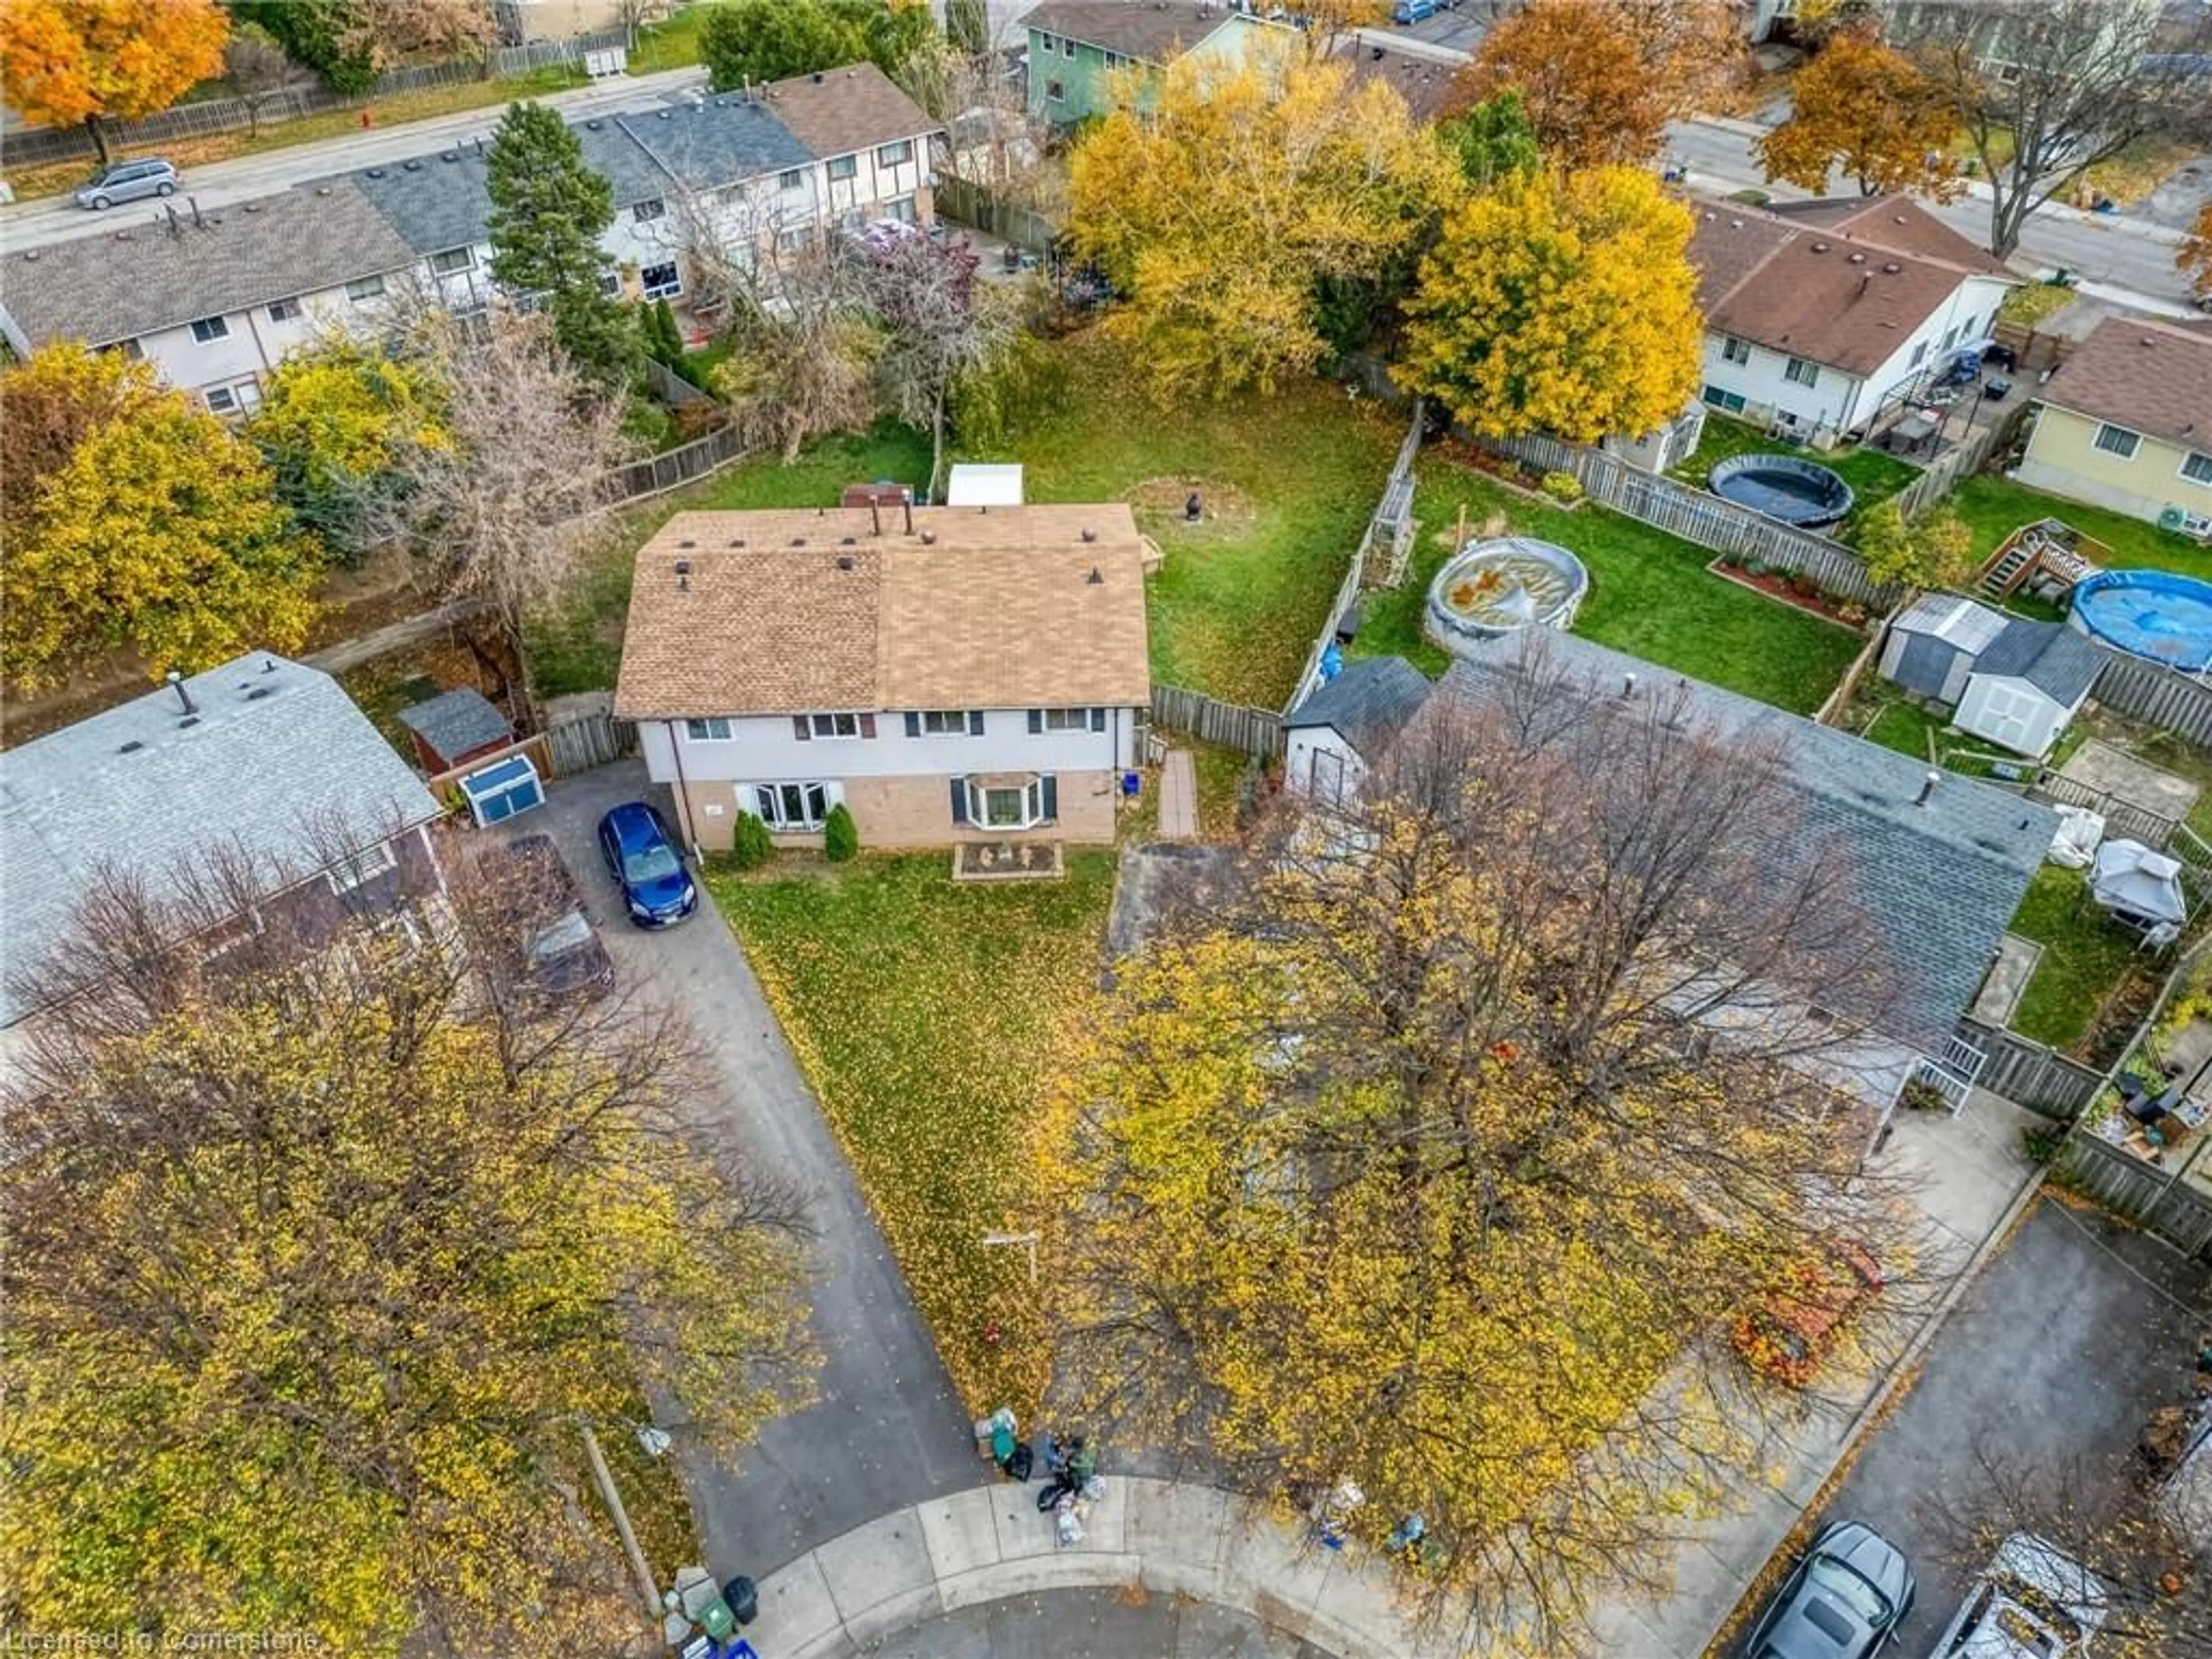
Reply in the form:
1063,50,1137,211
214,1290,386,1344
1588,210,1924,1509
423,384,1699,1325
1810,241,1830,253
1881,261,1901,274
587,119,604,129
836,554,855,570
791,536,806,546
677,538,696,549
1086,566,1103,585
1849,251,1866,263
177,716,201,730
728,537,747,548
921,529,937,545
1621,673,1637,699
674,558,694,575
840,535,858,545
812,70,825,83
243,202,262,213
20,249,35,261
657,109,672,118
366,166,385,178
118,740,145,755
315,185,331,196
403,159,423,171
1081,527,1097,543
244,685,275,701
1915,769,1940,807
166,668,196,717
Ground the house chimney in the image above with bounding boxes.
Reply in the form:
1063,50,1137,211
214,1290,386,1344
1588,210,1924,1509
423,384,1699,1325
1620,672,1637,699
1915,769,1940,806
166,669,196,716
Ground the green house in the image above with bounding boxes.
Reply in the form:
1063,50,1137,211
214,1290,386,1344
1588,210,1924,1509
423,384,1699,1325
1024,0,1287,126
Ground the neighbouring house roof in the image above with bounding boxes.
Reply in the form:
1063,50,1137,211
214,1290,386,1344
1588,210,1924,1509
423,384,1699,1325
1687,193,2018,377
757,60,941,158
1022,0,1237,62
1971,618,2104,706
397,687,514,766
1760,195,2013,279
613,506,1152,718
1891,592,2010,656
611,94,819,192
2034,317,2212,451
0,180,418,348
349,145,496,255
0,654,442,1028
1336,34,1463,123
1287,656,1436,756
1403,637,2054,1052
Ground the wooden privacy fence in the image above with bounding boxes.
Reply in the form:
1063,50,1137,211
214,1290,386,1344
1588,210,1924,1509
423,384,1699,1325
2056,1133,2212,1258
544,706,638,774
1285,400,1425,713
2089,648,2212,750
1150,684,1284,760
643,357,715,408
1955,1017,2105,1120
1889,406,2029,522
932,173,1062,253
1480,432,1904,612
608,425,749,503
0,32,628,169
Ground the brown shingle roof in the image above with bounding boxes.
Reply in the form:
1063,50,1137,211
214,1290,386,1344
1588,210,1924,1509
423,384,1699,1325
613,506,1152,718
1022,0,1237,62
2035,316,2212,450
1762,196,2013,279
1687,194,2017,376
1336,37,1460,123
758,60,939,160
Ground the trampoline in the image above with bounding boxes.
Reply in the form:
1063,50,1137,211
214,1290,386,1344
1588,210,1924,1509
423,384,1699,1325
1709,453,1855,529
2070,570,2212,675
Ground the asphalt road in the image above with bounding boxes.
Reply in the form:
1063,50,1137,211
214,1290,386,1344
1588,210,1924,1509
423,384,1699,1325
530,760,980,1585
862,1588,1336,1657
1664,118,2203,313
1798,1199,2210,1656
0,64,710,253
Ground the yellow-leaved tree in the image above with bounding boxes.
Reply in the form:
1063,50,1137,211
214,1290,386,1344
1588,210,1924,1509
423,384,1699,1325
1047,645,1933,1654
1,842,817,1653
1067,43,1450,400
1397,165,1702,443
0,343,324,687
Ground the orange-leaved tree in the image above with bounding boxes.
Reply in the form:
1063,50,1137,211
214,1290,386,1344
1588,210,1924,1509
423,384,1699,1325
0,0,230,164
1397,165,1702,444
1068,41,1450,400
1447,0,1743,170
2181,200,2212,302
1758,30,1961,199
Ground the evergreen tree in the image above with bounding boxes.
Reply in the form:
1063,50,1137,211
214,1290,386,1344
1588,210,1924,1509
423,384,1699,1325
485,101,638,391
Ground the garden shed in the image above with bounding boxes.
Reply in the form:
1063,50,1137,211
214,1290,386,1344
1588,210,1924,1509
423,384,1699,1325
1878,594,2009,707
397,688,514,775
1956,620,2102,759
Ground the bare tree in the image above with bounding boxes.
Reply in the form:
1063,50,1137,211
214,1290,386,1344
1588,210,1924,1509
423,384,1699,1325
854,230,1017,495
222,20,295,137
1891,0,2212,260
373,304,632,710
1053,638,1947,1653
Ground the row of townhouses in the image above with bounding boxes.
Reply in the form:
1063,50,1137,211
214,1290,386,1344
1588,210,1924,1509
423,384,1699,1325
0,62,941,414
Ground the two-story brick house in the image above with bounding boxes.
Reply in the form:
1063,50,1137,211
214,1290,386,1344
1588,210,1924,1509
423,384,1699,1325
613,506,1152,852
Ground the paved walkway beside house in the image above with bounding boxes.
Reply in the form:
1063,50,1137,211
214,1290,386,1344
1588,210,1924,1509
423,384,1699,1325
747,1476,1471,1659
1157,749,1198,841
533,762,980,1585
1585,1091,2046,1654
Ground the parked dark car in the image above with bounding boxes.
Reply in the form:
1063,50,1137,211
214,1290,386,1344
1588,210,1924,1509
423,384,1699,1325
596,801,696,928
1740,1520,1913,1659
498,834,614,1002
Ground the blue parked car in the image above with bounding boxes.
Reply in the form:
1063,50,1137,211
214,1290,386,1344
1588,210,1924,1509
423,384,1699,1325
596,801,697,928
1393,0,1439,21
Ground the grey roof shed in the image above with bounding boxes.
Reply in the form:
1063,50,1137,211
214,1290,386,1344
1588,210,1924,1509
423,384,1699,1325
1971,619,2103,707
397,687,514,771
1880,593,2009,709
1287,656,1435,760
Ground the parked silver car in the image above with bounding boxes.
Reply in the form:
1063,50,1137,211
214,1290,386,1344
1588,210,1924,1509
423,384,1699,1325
74,158,179,210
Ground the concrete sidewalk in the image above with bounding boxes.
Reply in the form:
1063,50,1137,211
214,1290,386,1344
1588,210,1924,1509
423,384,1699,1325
748,1476,1465,1659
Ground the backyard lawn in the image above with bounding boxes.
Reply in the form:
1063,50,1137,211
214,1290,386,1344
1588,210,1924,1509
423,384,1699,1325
954,334,1402,709
705,853,1115,1415
1354,457,1867,715
1950,475,2210,585
1669,413,1921,507
2008,866,2149,1054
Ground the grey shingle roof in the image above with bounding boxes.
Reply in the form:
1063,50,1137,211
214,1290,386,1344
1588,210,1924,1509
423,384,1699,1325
0,180,418,347
1891,592,2008,656
1426,637,2055,1052
1972,618,2104,706
612,97,814,192
1289,656,1435,755
396,687,513,763
0,654,442,1028
350,145,497,254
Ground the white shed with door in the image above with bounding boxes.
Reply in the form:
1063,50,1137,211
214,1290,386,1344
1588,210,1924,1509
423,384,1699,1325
1954,619,2103,760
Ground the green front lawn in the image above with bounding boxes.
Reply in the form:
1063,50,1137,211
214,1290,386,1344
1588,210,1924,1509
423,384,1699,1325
1355,459,1866,716
628,5,717,73
2007,866,2145,1052
1949,474,2211,585
956,334,1402,709
1671,414,1921,508
706,853,1115,1415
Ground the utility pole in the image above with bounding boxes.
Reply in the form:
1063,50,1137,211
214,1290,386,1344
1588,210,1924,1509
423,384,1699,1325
580,1421,663,1622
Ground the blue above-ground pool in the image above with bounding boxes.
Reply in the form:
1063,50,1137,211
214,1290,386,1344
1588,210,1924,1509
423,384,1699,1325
2070,569,2212,673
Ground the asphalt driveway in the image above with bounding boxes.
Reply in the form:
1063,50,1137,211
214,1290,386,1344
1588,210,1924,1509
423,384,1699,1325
527,760,979,1584
1798,1198,2210,1654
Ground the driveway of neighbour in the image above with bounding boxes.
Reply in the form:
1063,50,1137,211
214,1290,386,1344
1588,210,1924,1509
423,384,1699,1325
1800,1198,2210,1654
529,760,980,1584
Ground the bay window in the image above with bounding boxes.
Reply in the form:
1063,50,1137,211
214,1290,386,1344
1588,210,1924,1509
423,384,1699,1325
959,774,1056,830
